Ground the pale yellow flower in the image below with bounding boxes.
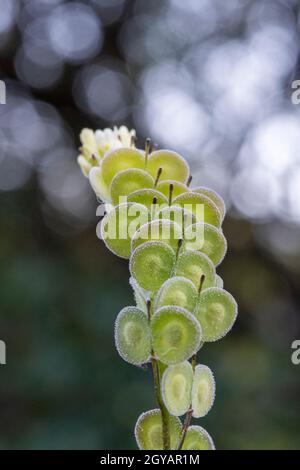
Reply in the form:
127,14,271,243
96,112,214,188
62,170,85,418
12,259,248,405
78,126,136,177
77,128,100,176
114,125,136,147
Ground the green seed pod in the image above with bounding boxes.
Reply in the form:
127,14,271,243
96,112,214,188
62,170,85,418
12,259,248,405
195,288,238,342
173,192,221,228
184,222,227,266
131,219,182,253
193,186,226,221
89,167,111,202
182,426,215,450
135,409,182,450
156,180,188,199
127,188,168,211
151,306,202,365
175,250,215,290
115,306,151,365
157,205,196,229
147,150,190,184
215,274,224,289
101,148,145,186
154,276,198,313
129,277,148,313
110,168,154,206
101,203,149,259
130,241,175,291
191,365,216,418
161,361,193,416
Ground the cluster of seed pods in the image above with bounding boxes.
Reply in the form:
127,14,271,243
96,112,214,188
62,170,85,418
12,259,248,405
78,130,238,450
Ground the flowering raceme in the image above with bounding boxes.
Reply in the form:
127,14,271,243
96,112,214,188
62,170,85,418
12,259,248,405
77,126,238,450
77,126,136,176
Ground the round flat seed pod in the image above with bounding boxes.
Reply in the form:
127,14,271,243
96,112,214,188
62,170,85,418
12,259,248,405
131,219,182,253
129,277,148,313
115,306,151,365
193,186,226,221
175,250,215,290
156,180,188,199
101,148,145,186
191,365,216,418
215,274,224,289
154,276,198,313
130,241,175,291
195,288,238,342
135,409,182,450
184,222,227,266
182,426,215,450
89,167,111,202
151,306,202,365
173,192,221,228
157,205,196,229
101,203,149,259
161,361,193,416
127,188,168,211
110,169,154,206
147,150,190,184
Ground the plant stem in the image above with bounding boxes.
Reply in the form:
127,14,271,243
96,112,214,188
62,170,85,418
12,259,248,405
168,183,174,206
154,167,163,187
187,175,193,187
177,405,193,451
144,138,151,169
147,298,170,450
151,357,170,450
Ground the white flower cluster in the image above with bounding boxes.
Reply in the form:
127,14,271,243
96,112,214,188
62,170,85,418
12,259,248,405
77,126,136,176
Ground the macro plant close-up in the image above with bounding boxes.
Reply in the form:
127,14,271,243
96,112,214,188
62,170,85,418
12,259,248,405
77,126,238,450
2,0,300,458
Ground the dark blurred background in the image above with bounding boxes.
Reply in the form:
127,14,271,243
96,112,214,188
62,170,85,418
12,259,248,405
1,0,300,450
